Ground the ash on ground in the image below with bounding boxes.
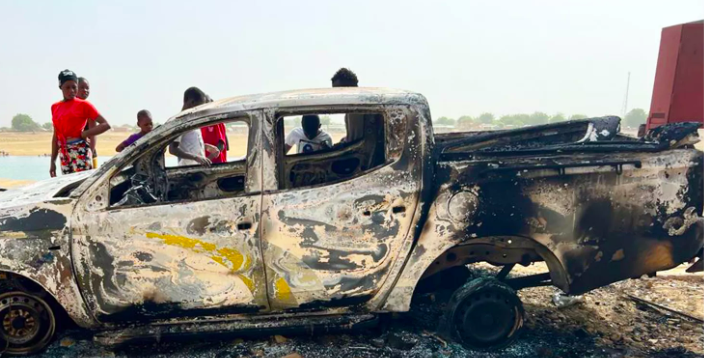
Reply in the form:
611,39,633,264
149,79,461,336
41,263,703,358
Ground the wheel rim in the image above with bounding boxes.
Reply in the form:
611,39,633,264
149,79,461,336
454,289,522,348
0,292,55,354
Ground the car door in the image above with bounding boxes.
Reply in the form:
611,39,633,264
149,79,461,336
260,106,424,310
70,113,269,323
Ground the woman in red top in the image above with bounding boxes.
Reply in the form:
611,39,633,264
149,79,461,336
50,70,111,177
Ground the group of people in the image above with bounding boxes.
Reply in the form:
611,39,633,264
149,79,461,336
168,87,228,167
49,67,360,176
50,70,110,177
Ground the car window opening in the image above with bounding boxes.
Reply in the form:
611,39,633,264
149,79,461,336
108,118,250,208
278,112,386,190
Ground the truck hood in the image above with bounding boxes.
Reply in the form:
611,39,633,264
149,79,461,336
0,171,92,210
435,118,701,159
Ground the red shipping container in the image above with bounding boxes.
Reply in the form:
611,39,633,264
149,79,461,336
647,20,703,130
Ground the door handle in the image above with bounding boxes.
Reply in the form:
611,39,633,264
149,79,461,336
392,206,406,214
237,222,252,230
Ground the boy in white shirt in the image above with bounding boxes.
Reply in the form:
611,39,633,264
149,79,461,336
169,87,220,166
285,115,333,154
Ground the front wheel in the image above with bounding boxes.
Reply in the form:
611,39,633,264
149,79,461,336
0,292,56,355
440,277,524,350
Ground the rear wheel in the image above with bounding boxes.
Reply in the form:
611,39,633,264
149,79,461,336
415,265,472,295
441,277,524,350
0,292,56,355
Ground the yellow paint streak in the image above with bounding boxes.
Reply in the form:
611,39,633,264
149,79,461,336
239,275,255,292
216,248,245,270
275,277,292,301
146,232,216,252
211,256,228,268
1,232,28,239
243,255,252,270
146,232,252,275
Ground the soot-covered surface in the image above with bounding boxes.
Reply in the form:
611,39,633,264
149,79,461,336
38,265,702,358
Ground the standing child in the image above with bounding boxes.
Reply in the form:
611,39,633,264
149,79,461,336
50,70,111,177
200,93,229,164
76,76,98,167
116,110,154,152
169,87,220,166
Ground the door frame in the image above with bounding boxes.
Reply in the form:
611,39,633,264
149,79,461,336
70,110,270,323
258,104,428,311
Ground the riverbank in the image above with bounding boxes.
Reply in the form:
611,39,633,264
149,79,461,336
0,132,125,156
1,129,702,156
0,178,35,188
0,132,252,156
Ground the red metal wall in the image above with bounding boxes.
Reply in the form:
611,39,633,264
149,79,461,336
647,21,703,130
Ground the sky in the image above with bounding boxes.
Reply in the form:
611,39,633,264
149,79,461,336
0,0,702,127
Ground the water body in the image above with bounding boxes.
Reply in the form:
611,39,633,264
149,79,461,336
0,156,177,181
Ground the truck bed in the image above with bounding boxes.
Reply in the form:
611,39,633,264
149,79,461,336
432,117,703,294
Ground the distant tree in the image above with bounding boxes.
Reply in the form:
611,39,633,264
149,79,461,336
478,112,495,124
569,114,588,120
11,114,40,132
42,122,54,131
497,114,525,127
319,115,332,126
624,108,647,127
515,113,530,125
528,112,550,125
456,115,474,128
549,113,566,123
284,117,299,128
435,116,456,126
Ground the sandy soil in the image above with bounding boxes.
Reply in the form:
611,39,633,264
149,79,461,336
1,129,700,156
0,131,252,157
0,178,35,188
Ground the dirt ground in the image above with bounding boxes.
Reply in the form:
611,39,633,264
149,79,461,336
37,263,703,358
1,128,700,156
0,178,34,188
0,129,348,157
0,132,252,157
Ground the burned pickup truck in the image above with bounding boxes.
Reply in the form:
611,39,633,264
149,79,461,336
0,88,702,354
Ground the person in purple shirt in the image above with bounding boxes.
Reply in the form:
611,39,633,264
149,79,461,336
116,110,154,152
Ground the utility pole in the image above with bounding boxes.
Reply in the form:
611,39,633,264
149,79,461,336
622,72,631,118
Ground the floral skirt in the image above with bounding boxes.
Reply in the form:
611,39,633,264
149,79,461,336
59,140,93,175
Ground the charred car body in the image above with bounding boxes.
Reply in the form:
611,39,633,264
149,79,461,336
0,88,702,354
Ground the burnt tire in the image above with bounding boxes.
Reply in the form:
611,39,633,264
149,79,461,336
415,265,472,295
440,277,524,350
0,292,56,355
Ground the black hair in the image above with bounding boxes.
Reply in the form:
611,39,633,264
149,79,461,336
137,109,152,121
78,77,88,84
301,114,321,132
58,69,78,87
183,87,207,105
331,68,358,87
